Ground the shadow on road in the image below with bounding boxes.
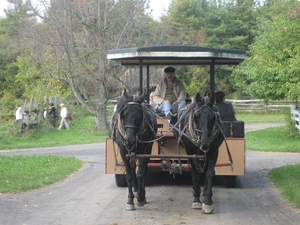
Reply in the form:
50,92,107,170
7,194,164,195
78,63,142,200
145,171,225,187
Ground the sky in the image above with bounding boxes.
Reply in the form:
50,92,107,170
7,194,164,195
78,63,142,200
149,0,171,19
0,0,171,19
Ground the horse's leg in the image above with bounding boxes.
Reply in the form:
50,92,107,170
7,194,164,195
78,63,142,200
135,157,149,207
190,162,202,210
132,169,138,198
202,149,218,214
121,154,136,211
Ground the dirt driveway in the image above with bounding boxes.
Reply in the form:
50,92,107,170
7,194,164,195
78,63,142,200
0,123,299,225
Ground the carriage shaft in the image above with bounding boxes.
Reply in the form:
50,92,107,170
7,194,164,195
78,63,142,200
126,154,206,160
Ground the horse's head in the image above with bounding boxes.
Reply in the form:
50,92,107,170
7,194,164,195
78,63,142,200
191,92,219,152
115,90,146,151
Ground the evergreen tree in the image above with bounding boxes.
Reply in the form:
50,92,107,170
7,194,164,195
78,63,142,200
0,0,31,99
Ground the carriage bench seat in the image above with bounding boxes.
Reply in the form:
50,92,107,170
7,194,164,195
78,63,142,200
222,121,245,138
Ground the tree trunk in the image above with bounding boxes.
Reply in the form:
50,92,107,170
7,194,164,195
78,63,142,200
95,104,108,131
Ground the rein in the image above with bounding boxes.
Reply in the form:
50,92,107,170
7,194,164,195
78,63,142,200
217,122,234,171
140,108,189,143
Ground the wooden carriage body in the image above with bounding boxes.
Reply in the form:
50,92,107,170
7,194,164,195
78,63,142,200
106,116,245,187
105,45,246,187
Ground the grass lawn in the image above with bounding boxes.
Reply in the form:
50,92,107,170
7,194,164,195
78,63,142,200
0,115,107,150
246,126,300,152
237,112,286,124
268,164,300,209
0,155,83,193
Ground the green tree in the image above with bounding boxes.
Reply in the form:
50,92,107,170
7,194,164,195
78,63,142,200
0,12,21,98
165,0,259,96
14,0,171,131
235,0,300,100
0,0,36,107
225,0,258,50
185,67,210,97
15,52,72,102
204,0,230,48
165,0,209,45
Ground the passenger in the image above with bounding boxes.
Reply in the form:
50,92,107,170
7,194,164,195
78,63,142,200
215,91,237,121
149,91,156,108
204,89,211,97
153,66,186,118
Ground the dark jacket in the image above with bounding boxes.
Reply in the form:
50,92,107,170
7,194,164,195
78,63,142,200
48,106,57,118
215,102,237,121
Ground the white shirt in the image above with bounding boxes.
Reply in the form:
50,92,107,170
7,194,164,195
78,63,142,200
60,106,68,118
16,107,24,120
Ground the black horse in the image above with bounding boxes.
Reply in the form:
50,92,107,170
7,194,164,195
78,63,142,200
171,92,224,214
110,90,157,211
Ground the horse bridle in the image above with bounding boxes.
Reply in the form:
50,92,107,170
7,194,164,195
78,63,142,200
187,104,220,151
116,102,146,152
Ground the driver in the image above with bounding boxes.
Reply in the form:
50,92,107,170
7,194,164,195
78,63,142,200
153,66,186,118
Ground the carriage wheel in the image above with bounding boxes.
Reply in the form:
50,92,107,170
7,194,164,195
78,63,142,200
223,175,237,188
115,174,127,187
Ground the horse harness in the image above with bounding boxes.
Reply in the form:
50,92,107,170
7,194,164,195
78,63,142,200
112,101,146,152
177,101,233,173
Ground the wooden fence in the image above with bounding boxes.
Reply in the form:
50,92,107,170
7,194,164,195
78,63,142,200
227,99,294,113
290,104,300,132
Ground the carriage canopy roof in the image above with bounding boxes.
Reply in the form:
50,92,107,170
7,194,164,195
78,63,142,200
107,45,246,92
107,45,246,66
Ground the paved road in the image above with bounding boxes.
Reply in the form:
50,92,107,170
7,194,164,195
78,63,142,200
0,123,299,225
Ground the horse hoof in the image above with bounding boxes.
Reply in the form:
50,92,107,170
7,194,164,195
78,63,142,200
125,204,135,211
191,202,202,209
135,198,146,207
202,203,214,214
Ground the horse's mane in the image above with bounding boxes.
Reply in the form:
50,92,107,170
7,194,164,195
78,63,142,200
115,96,126,114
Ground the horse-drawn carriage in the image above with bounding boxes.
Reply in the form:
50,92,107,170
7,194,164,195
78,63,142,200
105,46,246,212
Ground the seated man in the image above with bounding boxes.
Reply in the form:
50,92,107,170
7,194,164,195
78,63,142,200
153,66,186,118
215,90,237,121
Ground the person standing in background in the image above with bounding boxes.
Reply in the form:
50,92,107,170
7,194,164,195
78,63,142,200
15,104,24,123
58,103,70,130
48,103,57,128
